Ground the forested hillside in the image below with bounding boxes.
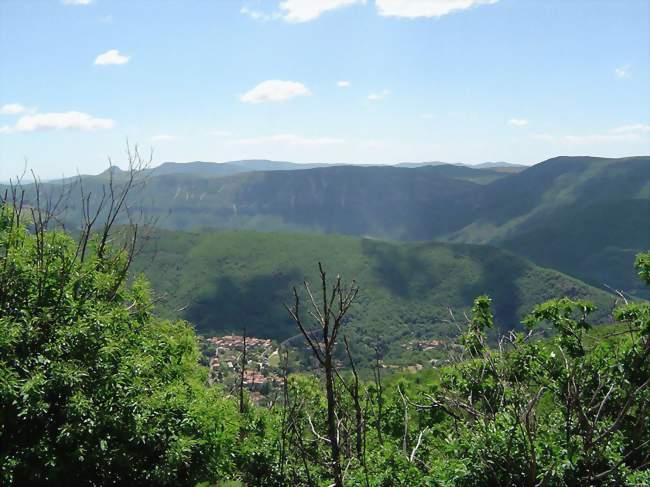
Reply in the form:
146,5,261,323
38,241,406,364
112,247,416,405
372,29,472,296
3,0,648,483
6,156,647,297
2,201,648,485
446,156,650,295
24,163,501,236
131,229,616,361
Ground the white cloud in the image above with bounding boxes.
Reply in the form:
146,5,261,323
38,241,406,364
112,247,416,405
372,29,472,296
368,89,390,101
376,0,498,18
63,0,92,5
611,124,650,134
508,118,528,127
94,49,129,66
562,133,636,144
0,111,115,133
278,0,366,22
358,139,387,149
530,134,554,142
151,134,176,142
231,133,344,146
240,80,311,103
0,103,27,115
532,124,650,144
242,0,365,22
614,65,631,79
240,6,281,21
337,80,351,87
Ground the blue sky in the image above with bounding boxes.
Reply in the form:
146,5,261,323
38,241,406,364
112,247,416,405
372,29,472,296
1,0,649,179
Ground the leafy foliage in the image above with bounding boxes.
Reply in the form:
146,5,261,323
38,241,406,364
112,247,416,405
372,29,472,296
1,182,647,486
231,254,649,486
0,205,237,485
131,229,615,368
7,156,647,297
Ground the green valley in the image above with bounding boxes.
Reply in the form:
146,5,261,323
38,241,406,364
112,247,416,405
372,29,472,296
8,156,648,298
131,229,616,365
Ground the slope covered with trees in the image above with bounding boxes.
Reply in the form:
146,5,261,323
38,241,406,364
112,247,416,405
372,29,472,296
131,229,616,362
5,156,646,298
2,200,647,485
446,156,650,295
16,163,498,238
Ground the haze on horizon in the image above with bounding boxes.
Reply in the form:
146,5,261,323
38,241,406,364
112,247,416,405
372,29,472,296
1,0,649,180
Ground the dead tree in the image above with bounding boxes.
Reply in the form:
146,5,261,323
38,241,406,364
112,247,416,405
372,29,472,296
372,340,384,446
239,327,248,414
286,262,358,487
343,337,363,458
343,336,370,487
1,143,152,309
278,350,290,479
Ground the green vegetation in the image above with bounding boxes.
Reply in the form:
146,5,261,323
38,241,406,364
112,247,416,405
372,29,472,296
448,156,650,297
0,197,648,485
7,156,647,299
1,152,648,486
229,255,649,486
131,229,616,366
0,205,238,485
14,163,493,239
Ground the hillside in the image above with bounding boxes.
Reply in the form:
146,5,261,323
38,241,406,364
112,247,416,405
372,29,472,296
131,229,616,362
12,164,498,238
5,155,647,297
448,156,649,241
445,156,650,295
151,159,330,177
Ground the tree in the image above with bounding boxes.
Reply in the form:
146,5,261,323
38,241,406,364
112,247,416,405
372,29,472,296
0,167,237,484
286,263,359,487
420,254,650,486
239,327,248,415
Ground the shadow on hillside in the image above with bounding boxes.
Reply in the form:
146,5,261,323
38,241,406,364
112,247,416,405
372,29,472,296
361,239,439,298
456,247,526,330
360,238,526,328
573,158,650,204
184,270,302,340
481,157,594,225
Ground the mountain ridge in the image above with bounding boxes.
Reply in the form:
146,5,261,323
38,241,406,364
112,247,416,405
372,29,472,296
4,155,647,297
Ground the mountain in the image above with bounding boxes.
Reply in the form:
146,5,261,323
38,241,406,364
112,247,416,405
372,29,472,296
445,156,650,296
469,162,527,173
151,159,332,177
393,161,449,168
5,156,647,297
471,162,523,168
130,159,516,178
13,164,501,238
394,161,526,173
132,229,616,362
45,159,338,183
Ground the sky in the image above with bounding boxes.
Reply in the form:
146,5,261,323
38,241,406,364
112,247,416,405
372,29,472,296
1,0,649,180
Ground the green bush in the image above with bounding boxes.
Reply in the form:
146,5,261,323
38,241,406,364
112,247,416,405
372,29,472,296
0,206,238,485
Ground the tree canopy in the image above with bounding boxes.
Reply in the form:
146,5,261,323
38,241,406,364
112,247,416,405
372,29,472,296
0,205,237,485
1,195,648,486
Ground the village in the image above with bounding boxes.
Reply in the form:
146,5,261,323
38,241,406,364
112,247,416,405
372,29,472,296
204,335,283,402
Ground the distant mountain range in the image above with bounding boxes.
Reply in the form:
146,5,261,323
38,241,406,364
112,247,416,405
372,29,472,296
91,158,526,179
149,159,327,177
5,155,649,298
394,161,525,172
